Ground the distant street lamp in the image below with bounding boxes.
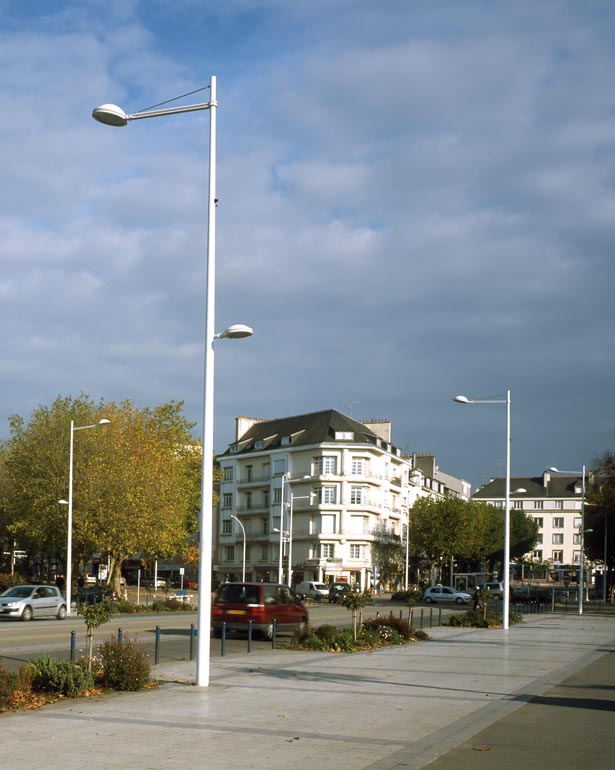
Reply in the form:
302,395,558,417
59,418,110,614
92,77,253,687
454,390,514,629
549,466,587,615
230,514,246,581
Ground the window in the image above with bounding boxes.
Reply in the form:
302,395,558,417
513,501,523,509
321,514,336,534
534,517,543,528
223,466,234,481
554,500,563,510
335,431,354,440
274,488,282,503
245,491,253,510
273,459,287,475
533,550,543,560
350,544,363,559
536,533,543,544
245,465,253,482
552,533,564,544
553,517,564,528
534,500,544,510
351,456,365,475
321,486,337,504
574,517,582,527
222,519,232,535
224,545,235,561
573,532,581,545
350,486,364,505
259,544,268,560
573,551,581,564
321,543,334,558
316,456,337,475
351,516,367,533
222,493,233,508
263,489,270,507
552,550,563,562
261,517,268,535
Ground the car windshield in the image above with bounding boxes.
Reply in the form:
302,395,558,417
1,586,34,598
217,584,260,604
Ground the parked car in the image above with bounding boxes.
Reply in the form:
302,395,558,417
73,586,118,606
143,577,171,589
328,582,352,603
423,585,472,605
478,581,504,599
295,580,329,600
211,582,308,640
0,584,67,621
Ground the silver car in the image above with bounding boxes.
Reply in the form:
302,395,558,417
0,584,67,621
423,585,471,605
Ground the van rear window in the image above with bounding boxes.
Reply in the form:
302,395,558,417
217,584,260,604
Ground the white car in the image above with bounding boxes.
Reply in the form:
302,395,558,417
423,585,471,605
0,584,67,621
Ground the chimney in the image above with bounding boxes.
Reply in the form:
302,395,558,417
543,470,550,487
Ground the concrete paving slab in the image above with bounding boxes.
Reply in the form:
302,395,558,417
1,613,613,770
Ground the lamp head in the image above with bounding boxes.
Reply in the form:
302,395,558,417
92,104,129,126
216,324,254,340
548,466,560,473
58,499,69,505
453,395,471,404
97,418,111,426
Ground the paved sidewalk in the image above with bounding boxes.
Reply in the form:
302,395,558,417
1,613,614,770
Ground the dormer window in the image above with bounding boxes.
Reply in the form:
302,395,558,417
254,440,265,449
335,431,354,441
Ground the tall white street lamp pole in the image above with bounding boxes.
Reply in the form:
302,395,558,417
454,390,513,629
278,472,289,583
92,78,252,687
230,515,246,582
59,418,110,614
549,465,586,615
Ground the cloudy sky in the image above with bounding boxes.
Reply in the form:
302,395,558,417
1,0,613,489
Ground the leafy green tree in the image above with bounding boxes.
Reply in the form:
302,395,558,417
341,590,373,641
79,601,114,672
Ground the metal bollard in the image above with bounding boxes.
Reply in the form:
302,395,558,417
272,619,277,649
420,608,424,628
438,607,442,626
248,620,253,653
70,630,76,663
154,625,161,665
429,607,433,627
399,610,403,620
117,627,123,644
189,624,196,661
221,622,226,657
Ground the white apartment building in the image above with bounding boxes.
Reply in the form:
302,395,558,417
216,409,460,589
472,470,586,568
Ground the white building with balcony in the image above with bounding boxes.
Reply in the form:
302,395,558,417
216,409,461,589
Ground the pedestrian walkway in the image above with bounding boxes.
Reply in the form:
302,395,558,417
1,613,614,770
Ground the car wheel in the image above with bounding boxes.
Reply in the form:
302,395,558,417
455,597,464,604
21,606,33,622
425,596,433,604
56,605,67,620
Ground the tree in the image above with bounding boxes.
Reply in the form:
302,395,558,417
0,395,201,592
408,497,538,580
585,451,615,598
370,521,405,588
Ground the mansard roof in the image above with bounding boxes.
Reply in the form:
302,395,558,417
222,409,395,456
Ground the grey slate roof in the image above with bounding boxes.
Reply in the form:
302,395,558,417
472,475,584,500
221,409,393,456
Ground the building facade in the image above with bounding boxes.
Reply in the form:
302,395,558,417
472,470,586,569
215,409,462,589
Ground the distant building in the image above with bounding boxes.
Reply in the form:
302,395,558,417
472,470,587,568
215,409,468,589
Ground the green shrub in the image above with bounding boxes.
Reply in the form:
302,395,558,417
97,637,151,691
113,600,139,613
447,608,522,628
315,624,340,644
0,664,19,711
29,655,94,697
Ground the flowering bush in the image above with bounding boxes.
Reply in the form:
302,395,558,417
97,637,151,690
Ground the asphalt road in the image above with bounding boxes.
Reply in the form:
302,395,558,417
0,599,459,672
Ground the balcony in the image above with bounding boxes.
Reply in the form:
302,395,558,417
236,474,271,488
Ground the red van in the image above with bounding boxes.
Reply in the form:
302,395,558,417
212,582,308,640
